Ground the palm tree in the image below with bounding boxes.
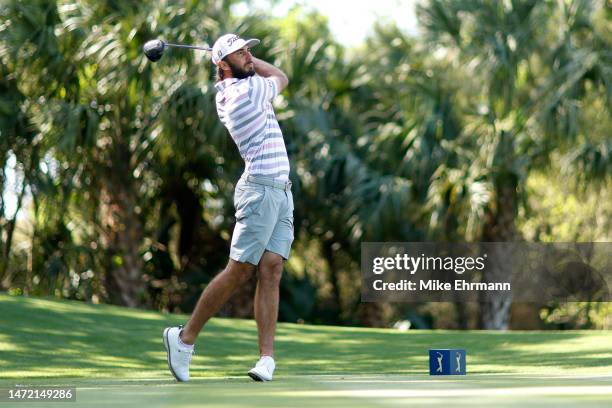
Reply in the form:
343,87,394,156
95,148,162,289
273,16,465,324
0,0,247,306
418,0,611,328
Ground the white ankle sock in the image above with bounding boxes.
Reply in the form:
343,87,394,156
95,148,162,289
178,331,194,349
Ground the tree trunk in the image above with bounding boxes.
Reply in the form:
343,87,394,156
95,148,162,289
101,181,146,307
357,302,388,327
454,302,470,329
480,176,518,330
0,171,28,288
99,132,146,308
322,241,343,324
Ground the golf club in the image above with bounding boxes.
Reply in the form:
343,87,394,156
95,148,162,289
143,39,212,62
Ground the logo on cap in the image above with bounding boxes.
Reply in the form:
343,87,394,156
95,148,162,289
227,35,240,46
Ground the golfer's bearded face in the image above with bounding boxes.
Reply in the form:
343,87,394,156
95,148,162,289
225,47,255,79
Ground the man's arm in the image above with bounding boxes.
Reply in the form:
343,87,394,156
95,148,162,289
252,57,289,92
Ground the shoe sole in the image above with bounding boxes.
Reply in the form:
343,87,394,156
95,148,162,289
247,370,270,382
248,371,263,382
163,328,182,382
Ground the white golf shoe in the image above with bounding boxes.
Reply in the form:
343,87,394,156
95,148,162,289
162,326,194,382
248,356,275,382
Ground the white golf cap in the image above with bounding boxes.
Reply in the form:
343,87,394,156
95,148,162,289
212,34,260,65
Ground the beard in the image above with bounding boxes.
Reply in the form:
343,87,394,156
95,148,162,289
227,59,255,79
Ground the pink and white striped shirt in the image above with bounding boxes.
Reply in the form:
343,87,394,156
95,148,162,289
215,75,290,181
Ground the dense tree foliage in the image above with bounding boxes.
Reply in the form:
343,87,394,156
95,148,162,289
1,0,609,328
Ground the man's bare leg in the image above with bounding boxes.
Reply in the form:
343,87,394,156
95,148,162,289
180,259,256,345
254,251,284,357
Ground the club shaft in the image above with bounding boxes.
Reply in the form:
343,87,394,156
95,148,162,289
165,42,211,51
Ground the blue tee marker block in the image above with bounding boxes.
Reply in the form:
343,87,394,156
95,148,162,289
429,349,466,375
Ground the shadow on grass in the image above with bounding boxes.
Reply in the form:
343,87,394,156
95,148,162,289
274,326,612,375
0,295,611,379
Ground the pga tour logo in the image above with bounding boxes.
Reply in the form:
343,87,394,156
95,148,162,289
429,349,466,375
435,352,462,373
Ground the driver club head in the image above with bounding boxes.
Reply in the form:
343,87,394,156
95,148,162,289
143,39,166,62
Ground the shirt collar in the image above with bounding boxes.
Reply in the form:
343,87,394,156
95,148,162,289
214,78,239,92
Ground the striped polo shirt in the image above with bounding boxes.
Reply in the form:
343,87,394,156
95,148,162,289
215,75,290,181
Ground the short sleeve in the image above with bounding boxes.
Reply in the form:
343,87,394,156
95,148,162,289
248,75,279,110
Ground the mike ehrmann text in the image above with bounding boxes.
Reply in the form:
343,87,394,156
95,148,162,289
372,279,511,291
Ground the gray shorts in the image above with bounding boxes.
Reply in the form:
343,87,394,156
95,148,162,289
230,177,294,265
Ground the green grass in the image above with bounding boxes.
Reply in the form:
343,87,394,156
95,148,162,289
1,294,611,407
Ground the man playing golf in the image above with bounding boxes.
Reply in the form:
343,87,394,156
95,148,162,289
163,33,293,382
